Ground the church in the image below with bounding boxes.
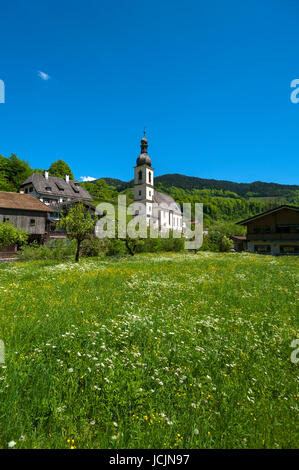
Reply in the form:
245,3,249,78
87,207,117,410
133,133,184,232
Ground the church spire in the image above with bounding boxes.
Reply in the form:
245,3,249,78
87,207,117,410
140,127,148,154
137,129,151,166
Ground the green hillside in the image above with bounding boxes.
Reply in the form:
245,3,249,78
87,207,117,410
96,173,299,206
92,174,299,226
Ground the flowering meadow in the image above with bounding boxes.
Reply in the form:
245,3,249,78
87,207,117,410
0,252,298,449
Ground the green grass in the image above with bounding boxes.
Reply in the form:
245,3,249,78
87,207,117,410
0,252,298,449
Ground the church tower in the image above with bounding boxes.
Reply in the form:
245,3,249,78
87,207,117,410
134,130,154,222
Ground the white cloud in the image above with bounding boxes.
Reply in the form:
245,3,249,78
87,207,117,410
80,176,97,182
38,70,50,81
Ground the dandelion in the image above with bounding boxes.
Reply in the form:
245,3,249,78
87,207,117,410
194,429,199,435
68,368,73,373
8,441,16,448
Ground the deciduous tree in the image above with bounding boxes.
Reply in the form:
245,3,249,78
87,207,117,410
58,203,95,262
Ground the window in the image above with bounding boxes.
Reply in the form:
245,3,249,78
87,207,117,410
24,188,28,194
139,190,141,196
138,170,142,181
277,224,299,233
3,217,9,222
253,226,261,234
30,219,36,227
45,186,52,191
149,172,151,184
254,245,271,253
280,245,299,254
29,187,33,192
149,191,151,197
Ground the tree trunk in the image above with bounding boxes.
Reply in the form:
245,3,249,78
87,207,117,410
125,238,136,256
75,240,81,262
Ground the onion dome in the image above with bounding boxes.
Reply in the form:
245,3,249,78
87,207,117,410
136,129,152,166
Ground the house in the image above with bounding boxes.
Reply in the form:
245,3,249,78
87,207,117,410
231,235,247,252
0,191,54,245
133,133,184,232
20,171,93,207
237,205,299,255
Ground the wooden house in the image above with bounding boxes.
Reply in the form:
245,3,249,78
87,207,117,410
237,205,299,255
0,191,54,245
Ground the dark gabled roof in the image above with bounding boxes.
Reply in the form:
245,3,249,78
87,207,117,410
153,190,182,214
20,173,93,201
237,205,299,225
0,192,53,212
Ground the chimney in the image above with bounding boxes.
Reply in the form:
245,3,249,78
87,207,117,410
65,174,69,183
44,170,49,180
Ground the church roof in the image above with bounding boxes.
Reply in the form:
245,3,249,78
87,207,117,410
20,173,93,201
153,190,182,214
137,153,152,166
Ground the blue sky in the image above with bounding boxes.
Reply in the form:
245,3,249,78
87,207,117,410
0,0,299,184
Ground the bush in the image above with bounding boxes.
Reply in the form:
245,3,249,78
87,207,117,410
19,239,76,261
0,221,28,248
219,235,234,252
133,230,185,254
199,232,234,252
80,237,103,257
105,238,126,256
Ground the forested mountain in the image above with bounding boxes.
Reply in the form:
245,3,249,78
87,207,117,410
154,174,299,198
97,174,299,204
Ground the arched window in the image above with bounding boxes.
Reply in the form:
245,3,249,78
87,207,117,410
149,172,151,183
